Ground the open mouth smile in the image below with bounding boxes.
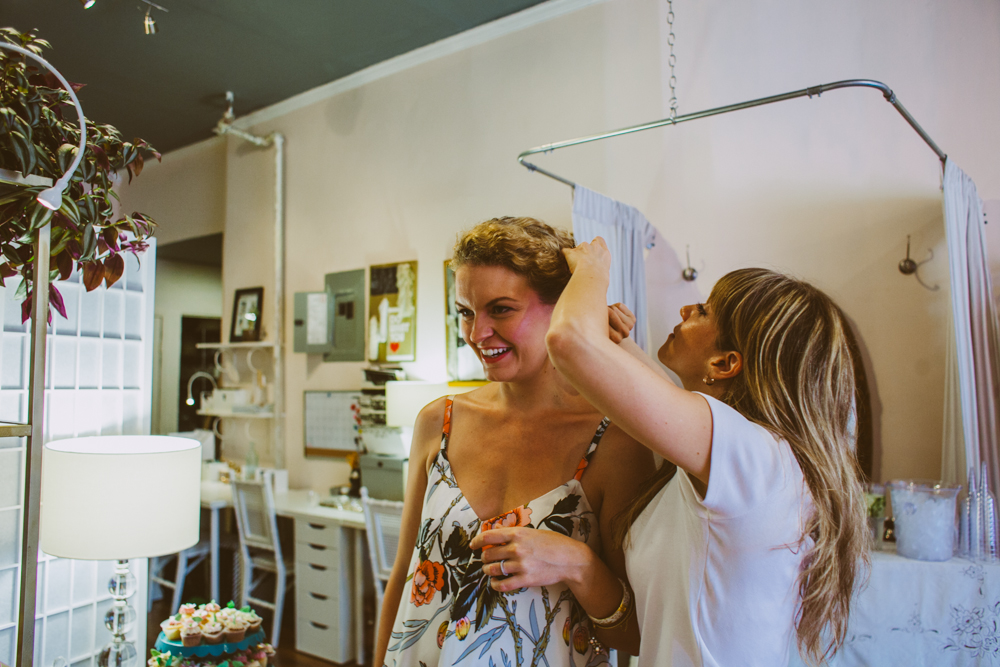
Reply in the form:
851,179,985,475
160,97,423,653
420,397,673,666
480,347,511,362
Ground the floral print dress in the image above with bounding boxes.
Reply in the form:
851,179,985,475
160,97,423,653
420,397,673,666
383,397,612,667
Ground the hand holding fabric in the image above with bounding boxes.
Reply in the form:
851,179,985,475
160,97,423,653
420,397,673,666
470,527,593,593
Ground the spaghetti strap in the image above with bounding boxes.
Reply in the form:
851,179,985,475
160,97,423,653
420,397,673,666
440,395,455,451
573,417,610,481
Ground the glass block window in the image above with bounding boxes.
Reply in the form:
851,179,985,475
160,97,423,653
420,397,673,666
0,244,155,666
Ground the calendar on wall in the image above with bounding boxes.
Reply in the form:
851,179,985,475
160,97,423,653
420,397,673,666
304,390,362,457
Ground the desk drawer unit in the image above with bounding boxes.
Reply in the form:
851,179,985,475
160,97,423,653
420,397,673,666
298,518,341,547
295,518,354,664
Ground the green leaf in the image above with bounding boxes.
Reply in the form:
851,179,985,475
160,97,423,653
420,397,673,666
9,130,30,174
28,202,51,230
80,223,96,259
56,143,76,174
59,196,80,225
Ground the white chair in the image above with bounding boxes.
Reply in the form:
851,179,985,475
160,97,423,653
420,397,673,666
360,486,405,643
147,540,212,612
232,479,295,646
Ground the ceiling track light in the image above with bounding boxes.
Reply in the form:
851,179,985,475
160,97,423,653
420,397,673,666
140,0,169,35
144,9,157,34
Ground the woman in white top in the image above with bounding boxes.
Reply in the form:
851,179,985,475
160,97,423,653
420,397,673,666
544,238,871,666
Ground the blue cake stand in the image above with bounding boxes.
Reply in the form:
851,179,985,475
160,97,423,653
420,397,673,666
154,629,266,657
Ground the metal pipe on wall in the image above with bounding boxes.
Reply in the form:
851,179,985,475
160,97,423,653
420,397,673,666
214,118,286,469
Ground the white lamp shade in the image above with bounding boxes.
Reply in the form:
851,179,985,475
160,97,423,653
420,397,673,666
385,381,480,428
40,435,202,560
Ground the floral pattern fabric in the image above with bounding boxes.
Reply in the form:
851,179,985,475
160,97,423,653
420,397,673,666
384,396,611,667
787,550,1000,666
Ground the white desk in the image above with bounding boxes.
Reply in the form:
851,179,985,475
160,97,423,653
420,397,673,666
788,548,1000,666
200,482,368,664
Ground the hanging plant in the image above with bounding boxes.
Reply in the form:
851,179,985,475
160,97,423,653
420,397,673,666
0,27,160,322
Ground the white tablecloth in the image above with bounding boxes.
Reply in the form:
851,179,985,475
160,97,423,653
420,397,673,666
789,548,1000,666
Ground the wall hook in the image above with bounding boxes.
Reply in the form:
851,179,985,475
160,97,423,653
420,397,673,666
898,236,917,275
681,245,698,282
898,235,939,291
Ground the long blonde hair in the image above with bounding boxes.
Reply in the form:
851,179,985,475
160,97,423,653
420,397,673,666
615,268,870,665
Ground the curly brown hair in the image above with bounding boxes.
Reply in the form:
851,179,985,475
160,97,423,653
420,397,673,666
451,217,575,304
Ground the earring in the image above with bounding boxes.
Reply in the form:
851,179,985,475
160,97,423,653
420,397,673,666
702,377,715,386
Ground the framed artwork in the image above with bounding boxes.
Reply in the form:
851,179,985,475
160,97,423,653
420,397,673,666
444,261,485,381
368,261,417,362
230,287,263,342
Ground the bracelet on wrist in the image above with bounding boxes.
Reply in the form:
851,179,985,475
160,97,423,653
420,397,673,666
587,577,631,629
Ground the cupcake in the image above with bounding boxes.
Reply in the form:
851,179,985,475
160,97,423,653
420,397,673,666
250,647,267,667
244,609,263,633
160,618,183,641
202,620,224,645
148,651,179,667
224,618,248,643
202,600,221,614
180,621,203,647
178,603,197,618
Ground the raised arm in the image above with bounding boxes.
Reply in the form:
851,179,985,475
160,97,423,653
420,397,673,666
373,398,444,667
545,238,714,486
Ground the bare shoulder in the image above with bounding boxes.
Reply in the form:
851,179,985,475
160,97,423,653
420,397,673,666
583,423,656,515
412,396,449,473
587,423,656,489
596,423,655,464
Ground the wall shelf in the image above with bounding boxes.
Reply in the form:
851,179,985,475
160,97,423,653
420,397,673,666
0,422,32,437
196,341,276,350
197,409,274,419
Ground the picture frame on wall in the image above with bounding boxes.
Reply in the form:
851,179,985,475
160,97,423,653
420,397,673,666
367,261,417,363
230,287,264,342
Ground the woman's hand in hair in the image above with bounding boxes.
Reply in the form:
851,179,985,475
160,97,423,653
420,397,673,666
563,237,611,274
608,303,635,344
471,527,593,593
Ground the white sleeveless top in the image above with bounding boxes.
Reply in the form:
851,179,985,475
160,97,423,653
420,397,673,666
625,394,811,667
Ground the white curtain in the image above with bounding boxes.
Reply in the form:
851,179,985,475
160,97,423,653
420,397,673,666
572,186,657,351
941,159,1000,498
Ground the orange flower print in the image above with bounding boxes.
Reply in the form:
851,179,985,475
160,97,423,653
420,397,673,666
410,560,446,607
437,621,448,648
481,506,533,550
573,626,589,654
563,617,571,645
573,457,589,481
482,506,533,532
455,617,471,640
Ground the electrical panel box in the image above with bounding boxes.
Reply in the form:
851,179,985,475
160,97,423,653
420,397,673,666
324,268,366,362
293,291,333,354
293,268,365,360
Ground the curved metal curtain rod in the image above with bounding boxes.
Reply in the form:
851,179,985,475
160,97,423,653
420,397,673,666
517,79,947,188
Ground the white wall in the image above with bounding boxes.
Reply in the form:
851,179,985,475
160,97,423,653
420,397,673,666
117,136,227,245
153,259,223,434
135,0,1000,491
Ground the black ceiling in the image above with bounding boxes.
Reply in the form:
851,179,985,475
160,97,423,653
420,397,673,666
3,0,548,153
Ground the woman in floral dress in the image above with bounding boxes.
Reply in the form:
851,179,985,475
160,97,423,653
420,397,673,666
374,217,654,667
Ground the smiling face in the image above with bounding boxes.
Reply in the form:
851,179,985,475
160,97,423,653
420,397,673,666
657,302,725,390
455,264,555,383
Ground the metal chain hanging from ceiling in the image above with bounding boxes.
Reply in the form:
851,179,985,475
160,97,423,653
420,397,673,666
666,0,678,119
